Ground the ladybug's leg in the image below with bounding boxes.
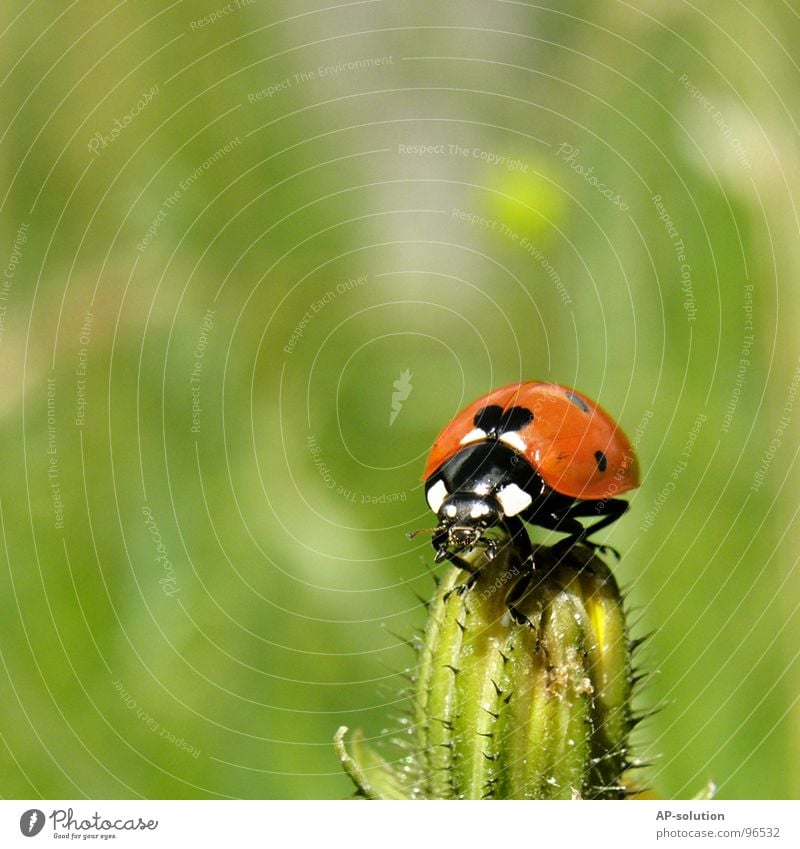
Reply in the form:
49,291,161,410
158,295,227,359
434,545,478,575
542,498,629,557
505,574,531,624
584,498,629,537
497,516,538,623
500,515,535,567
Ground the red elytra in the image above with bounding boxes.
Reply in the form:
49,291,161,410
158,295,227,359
422,381,639,500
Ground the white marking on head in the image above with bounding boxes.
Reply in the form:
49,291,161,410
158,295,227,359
426,479,448,513
498,431,527,453
444,504,458,518
496,483,533,517
470,502,491,519
459,427,487,446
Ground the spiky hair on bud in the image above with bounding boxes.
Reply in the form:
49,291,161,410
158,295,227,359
336,539,646,799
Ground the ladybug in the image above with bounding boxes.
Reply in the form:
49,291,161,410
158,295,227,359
419,381,639,569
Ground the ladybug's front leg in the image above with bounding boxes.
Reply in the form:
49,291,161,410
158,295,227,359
496,515,537,623
504,571,533,625
501,515,535,567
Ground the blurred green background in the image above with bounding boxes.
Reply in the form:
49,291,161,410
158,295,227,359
1,0,798,800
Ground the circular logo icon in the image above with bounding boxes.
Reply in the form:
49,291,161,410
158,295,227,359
19,810,46,837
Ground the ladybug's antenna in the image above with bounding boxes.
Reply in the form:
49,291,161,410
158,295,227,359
406,527,437,541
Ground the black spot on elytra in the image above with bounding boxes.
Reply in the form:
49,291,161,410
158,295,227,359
473,405,503,430
594,450,608,472
565,390,590,413
473,405,534,438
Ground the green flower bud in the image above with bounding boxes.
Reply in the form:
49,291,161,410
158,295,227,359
336,539,635,799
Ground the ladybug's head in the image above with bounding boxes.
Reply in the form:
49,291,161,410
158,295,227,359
431,492,502,563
